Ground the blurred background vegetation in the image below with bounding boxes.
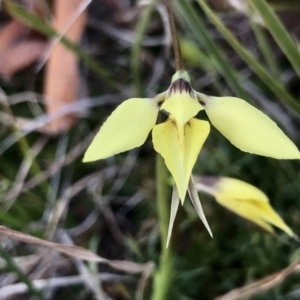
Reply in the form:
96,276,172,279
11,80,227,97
0,0,300,299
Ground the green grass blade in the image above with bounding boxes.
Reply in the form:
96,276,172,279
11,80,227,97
250,0,300,80
196,0,300,116
251,22,280,78
267,0,300,11
0,246,47,300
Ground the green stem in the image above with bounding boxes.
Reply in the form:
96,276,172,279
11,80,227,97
151,154,173,300
164,0,184,70
0,246,46,300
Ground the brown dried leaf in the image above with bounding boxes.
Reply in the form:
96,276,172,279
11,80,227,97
0,226,153,275
0,20,29,52
44,0,87,134
0,40,46,78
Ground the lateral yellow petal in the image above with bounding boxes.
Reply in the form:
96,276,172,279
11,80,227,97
195,176,294,237
201,95,300,159
161,92,203,125
152,118,210,202
83,98,159,162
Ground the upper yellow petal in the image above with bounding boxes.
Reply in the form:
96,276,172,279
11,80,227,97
161,92,203,125
200,95,300,159
83,98,159,162
152,118,210,202
195,176,294,237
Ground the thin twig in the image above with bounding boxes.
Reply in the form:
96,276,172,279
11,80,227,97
4,137,48,210
59,231,108,300
46,170,105,239
215,258,300,300
4,129,98,201
0,273,132,298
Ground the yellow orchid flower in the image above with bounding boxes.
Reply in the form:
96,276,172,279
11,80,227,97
83,70,299,239
194,176,296,238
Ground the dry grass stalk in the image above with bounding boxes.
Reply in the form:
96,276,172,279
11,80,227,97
215,258,300,300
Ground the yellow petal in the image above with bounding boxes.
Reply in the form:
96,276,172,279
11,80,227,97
195,176,295,237
161,93,203,125
152,118,210,202
83,98,159,162
200,95,300,159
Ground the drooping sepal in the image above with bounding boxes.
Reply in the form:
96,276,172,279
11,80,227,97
195,176,295,237
83,98,159,162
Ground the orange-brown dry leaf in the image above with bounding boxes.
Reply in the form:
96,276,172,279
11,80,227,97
0,40,46,78
0,0,46,77
44,0,87,134
0,17,32,78
0,20,29,52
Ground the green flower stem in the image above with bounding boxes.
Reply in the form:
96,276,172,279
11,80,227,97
164,0,184,70
151,154,173,300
